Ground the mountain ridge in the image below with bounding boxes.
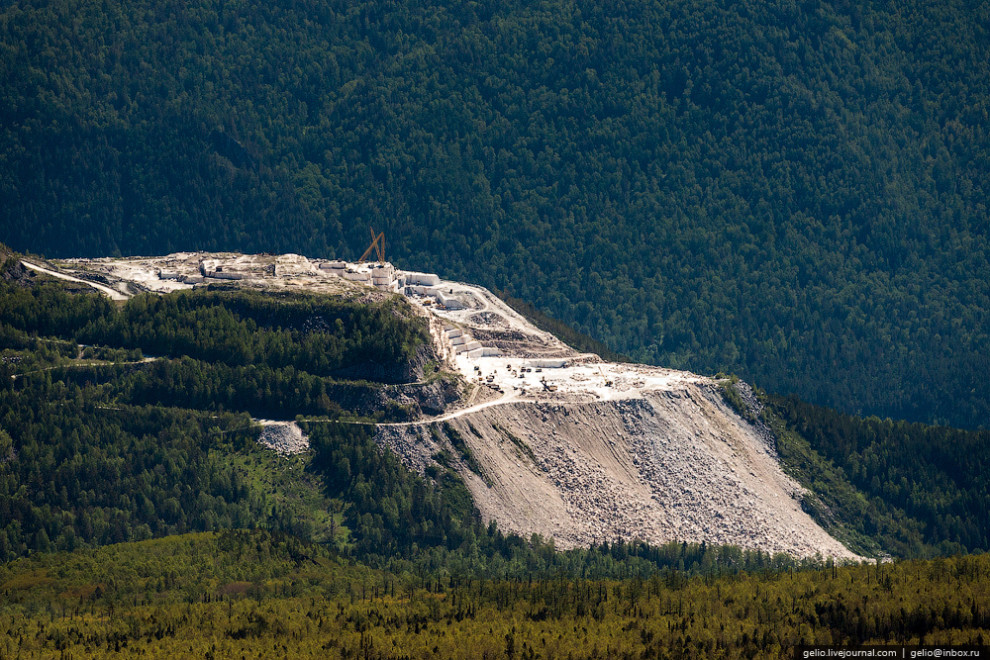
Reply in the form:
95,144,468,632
2,0,988,428
1,249,989,567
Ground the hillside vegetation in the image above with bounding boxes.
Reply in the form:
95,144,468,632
2,270,821,576
768,394,990,558
715,380,990,560
1,0,988,428
0,270,433,561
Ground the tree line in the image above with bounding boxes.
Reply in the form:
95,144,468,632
2,530,989,658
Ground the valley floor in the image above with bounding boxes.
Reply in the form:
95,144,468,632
0,532,986,659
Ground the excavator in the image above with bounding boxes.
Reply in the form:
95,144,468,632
357,228,386,264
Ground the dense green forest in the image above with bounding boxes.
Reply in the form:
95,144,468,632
2,531,990,658
1,0,988,429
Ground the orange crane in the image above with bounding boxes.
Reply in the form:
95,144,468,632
357,228,386,264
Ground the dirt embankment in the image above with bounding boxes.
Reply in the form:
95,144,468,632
374,382,859,560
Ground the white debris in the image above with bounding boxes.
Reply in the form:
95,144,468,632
256,421,310,455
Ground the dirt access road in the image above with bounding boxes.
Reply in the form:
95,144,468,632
22,260,130,301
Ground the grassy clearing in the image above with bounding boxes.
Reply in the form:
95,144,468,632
226,446,350,549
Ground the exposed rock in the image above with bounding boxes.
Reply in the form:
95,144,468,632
374,383,859,560
257,421,310,455
1,260,32,286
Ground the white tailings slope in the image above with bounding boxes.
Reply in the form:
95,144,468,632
375,383,858,559
256,420,310,455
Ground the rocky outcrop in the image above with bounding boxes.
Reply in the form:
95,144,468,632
320,378,462,421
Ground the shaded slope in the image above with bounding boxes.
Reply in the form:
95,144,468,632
766,393,990,557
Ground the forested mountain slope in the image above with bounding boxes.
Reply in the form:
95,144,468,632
2,256,989,569
2,0,988,427
1,262,844,571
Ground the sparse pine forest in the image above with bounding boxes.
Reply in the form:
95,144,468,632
1,531,989,658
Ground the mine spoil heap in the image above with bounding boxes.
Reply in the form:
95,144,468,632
43,251,859,559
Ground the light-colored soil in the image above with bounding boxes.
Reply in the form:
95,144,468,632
21,260,130,300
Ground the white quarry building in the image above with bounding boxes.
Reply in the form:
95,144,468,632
313,261,456,296
315,259,411,292
404,284,440,296
371,263,396,288
311,259,503,353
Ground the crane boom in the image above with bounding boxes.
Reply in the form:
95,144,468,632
357,228,386,263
